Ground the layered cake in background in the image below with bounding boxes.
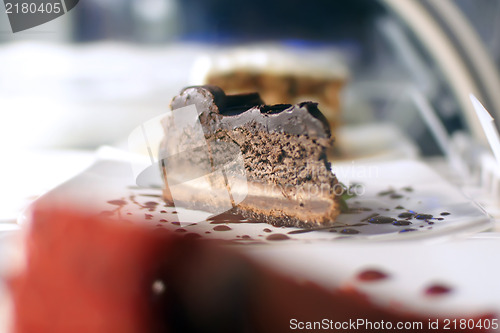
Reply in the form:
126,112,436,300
160,85,343,228
8,204,493,333
191,45,349,130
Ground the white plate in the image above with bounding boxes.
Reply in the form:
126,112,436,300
245,234,500,317
23,158,492,243
19,157,500,318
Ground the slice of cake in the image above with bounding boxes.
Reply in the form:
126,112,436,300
159,85,342,228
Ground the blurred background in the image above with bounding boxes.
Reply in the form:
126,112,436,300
1,0,500,220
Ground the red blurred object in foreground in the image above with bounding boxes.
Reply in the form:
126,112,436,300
8,204,496,333
9,206,175,333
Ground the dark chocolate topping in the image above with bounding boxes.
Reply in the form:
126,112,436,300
170,85,331,138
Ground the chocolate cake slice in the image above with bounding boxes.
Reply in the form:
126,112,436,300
159,85,342,227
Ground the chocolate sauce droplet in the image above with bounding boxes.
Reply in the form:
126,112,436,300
266,233,290,241
393,220,412,226
213,225,232,231
341,228,359,234
107,199,127,206
145,214,153,220
390,194,403,199
159,219,168,223
175,228,187,233
398,212,415,219
399,228,417,233
425,284,452,296
395,205,405,210
368,216,396,224
357,269,389,282
263,228,272,233
415,214,433,220
440,212,451,216
242,235,251,239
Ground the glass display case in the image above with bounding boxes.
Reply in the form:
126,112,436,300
1,1,500,331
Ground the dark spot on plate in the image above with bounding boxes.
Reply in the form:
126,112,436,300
107,199,127,206
368,216,396,224
213,225,232,231
357,269,389,282
399,228,417,233
415,214,433,220
266,233,290,241
341,228,359,234
393,220,412,226
425,284,453,296
398,212,415,219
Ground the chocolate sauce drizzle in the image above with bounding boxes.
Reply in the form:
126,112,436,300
101,183,453,242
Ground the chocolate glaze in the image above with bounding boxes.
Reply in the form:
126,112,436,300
170,85,331,138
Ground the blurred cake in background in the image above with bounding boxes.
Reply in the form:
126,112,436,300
191,44,349,130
